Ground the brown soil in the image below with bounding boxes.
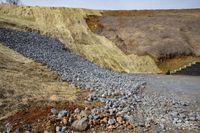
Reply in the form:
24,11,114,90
0,5,161,73
1,90,105,132
0,43,79,122
86,9,200,72
3,101,85,132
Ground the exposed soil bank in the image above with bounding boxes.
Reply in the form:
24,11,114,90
0,43,78,121
0,5,160,73
86,9,200,72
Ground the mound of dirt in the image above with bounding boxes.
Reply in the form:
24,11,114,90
87,10,200,61
0,5,160,73
1,6,200,73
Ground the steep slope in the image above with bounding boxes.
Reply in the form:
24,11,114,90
86,10,200,72
0,43,78,120
0,29,200,132
0,5,160,73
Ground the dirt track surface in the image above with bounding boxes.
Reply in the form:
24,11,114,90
145,75,200,102
0,28,199,132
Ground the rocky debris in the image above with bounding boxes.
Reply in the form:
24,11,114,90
72,117,88,131
51,108,58,115
14,128,19,133
22,124,31,132
108,118,116,125
50,108,68,119
74,108,81,114
55,126,67,133
58,110,68,118
55,126,61,132
0,28,199,132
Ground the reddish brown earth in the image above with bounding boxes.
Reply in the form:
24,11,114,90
4,101,84,132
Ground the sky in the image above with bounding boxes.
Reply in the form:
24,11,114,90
2,0,200,10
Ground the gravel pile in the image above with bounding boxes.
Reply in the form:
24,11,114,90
0,28,199,132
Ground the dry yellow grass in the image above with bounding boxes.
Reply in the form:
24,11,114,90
158,56,200,73
0,5,161,73
0,43,78,120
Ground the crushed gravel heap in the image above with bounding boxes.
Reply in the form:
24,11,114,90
0,28,199,132
0,28,144,91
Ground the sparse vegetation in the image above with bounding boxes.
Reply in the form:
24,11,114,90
0,43,78,120
86,9,200,73
0,6,200,132
0,5,160,74
0,5,199,74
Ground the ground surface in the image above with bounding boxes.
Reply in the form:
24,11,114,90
0,28,199,132
0,43,79,122
0,5,161,73
1,6,200,73
86,9,200,72
0,4,200,132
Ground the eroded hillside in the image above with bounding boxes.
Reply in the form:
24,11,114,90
0,43,78,121
0,5,160,73
86,10,200,72
0,6,200,74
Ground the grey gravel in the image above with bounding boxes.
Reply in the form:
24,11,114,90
74,108,81,114
22,124,31,131
56,126,61,132
51,108,58,115
0,28,200,131
108,118,116,125
14,128,19,133
72,117,88,131
58,110,68,118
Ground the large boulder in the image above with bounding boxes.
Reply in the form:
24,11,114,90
72,117,88,131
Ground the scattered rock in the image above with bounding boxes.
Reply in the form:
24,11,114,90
72,117,88,131
55,126,61,132
74,108,81,114
116,116,123,124
23,124,31,131
108,118,116,125
14,128,19,133
1,27,200,132
51,108,58,115
58,110,68,118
